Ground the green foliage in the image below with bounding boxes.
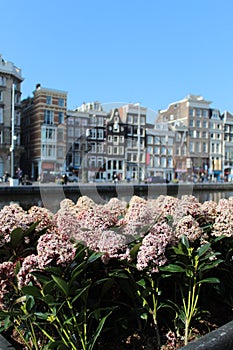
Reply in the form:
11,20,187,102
160,236,223,345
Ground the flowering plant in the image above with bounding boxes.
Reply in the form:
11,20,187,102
0,195,231,349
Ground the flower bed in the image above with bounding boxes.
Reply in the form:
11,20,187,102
0,195,232,349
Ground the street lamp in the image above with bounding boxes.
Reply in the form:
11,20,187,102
134,103,141,184
10,84,15,178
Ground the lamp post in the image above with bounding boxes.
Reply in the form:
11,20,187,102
10,84,15,178
134,103,141,184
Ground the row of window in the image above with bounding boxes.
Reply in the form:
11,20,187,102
189,108,208,117
189,119,223,129
149,157,173,167
46,96,65,107
44,110,64,124
127,114,146,125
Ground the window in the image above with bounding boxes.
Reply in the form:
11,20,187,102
203,142,207,152
90,129,96,138
202,131,207,138
67,117,74,125
154,156,160,166
46,96,52,105
161,147,166,155
196,131,200,138
15,112,20,126
167,158,173,167
203,120,207,128
189,142,194,152
0,91,3,101
196,120,201,128
113,147,118,155
97,129,103,139
147,135,153,144
42,144,56,158
0,130,3,144
189,109,194,116
196,142,200,152
97,157,103,168
189,119,194,127
196,109,201,117
68,128,74,137
127,115,133,124
42,127,56,141
97,143,103,153
161,157,166,167
44,110,54,124
202,109,208,117
0,108,3,123
58,112,64,124
58,98,64,107
119,146,124,155
97,117,103,126
0,76,6,86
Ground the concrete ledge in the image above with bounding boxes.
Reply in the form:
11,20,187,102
0,334,15,349
180,320,233,350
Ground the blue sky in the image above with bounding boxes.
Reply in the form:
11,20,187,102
1,0,233,122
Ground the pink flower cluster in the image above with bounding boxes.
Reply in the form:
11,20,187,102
136,222,174,273
17,232,76,289
1,194,233,291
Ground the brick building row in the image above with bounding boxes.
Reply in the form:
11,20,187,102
1,54,233,183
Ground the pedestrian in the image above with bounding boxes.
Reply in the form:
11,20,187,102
62,173,68,185
16,168,23,185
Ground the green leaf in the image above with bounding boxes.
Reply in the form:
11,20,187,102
130,242,142,260
10,227,24,249
88,310,112,350
140,313,148,320
87,252,102,264
100,278,114,297
160,264,186,273
34,312,51,320
200,259,223,272
43,280,56,295
181,235,190,248
70,261,86,284
198,243,211,257
24,221,40,236
197,277,220,285
71,284,90,304
51,275,69,296
21,285,41,298
26,295,35,312
172,246,187,255
136,279,146,287
108,271,129,279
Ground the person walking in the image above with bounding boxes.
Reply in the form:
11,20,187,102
16,168,23,185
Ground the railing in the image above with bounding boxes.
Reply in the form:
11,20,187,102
180,320,233,350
